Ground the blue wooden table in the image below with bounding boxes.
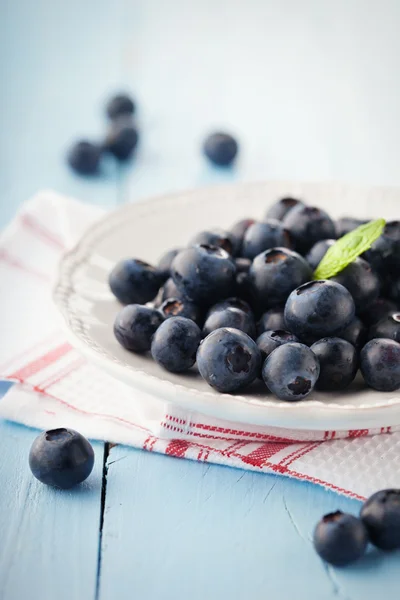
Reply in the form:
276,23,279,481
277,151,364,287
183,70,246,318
1,1,400,598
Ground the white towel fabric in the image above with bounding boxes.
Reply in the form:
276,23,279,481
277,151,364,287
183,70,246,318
1,190,399,501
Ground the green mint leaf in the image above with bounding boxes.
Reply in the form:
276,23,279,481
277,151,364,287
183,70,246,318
313,218,386,280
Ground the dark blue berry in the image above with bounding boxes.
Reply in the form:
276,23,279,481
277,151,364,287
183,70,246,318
332,258,380,312
160,297,203,325
338,317,367,350
109,258,163,305
206,297,253,317
283,205,336,254
365,221,400,276
235,257,252,273
360,297,397,327
104,119,138,160
257,308,286,336
265,197,304,221
67,140,101,175
335,217,367,238
388,276,400,303
106,93,135,119
284,280,355,339
157,248,182,280
250,248,312,309
242,220,291,260
203,132,238,167
262,342,320,401
368,313,400,343
29,428,94,489
197,328,261,392
171,245,236,305
311,337,358,391
230,219,256,253
313,511,368,566
306,239,335,270
114,304,163,353
361,489,400,550
161,278,188,302
256,330,299,361
203,307,256,338
360,338,400,391
151,317,201,373
189,229,239,256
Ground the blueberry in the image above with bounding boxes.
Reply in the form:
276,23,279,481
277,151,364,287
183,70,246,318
160,297,203,325
360,338,400,391
29,428,94,489
106,93,135,119
284,280,355,339
250,248,312,309
361,489,400,550
151,317,201,373
203,307,256,338
360,297,398,327
242,220,291,260
67,140,102,175
171,245,236,305
365,221,400,276
197,328,261,392
262,342,320,401
234,271,256,309
256,330,299,361
114,304,163,353
109,258,163,305
337,317,367,350
161,278,188,302
313,511,368,566
388,276,400,303
283,205,336,254
257,308,286,336
206,297,253,317
230,219,256,253
335,217,367,238
235,257,252,273
311,337,358,391
189,229,239,256
203,132,238,167
265,197,304,221
104,119,139,160
305,239,336,270
368,313,400,343
157,248,182,280
332,258,380,312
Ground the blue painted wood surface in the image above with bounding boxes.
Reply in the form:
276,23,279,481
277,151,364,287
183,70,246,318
1,1,400,599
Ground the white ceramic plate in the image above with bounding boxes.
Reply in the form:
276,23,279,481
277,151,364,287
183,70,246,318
53,181,400,431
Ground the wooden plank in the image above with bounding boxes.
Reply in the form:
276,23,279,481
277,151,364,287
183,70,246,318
0,420,104,600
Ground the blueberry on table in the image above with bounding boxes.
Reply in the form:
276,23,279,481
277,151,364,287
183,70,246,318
332,258,380,312
360,297,397,327
189,229,239,256
106,93,136,119
305,239,336,270
104,119,139,160
160,297,203,325
67,140,102,175
203,307,256,338
313,511,368,566
335,217,367,238
262,342,320,401
171,245,236,305
284,280,355,339
29,428,94,489
365,221,400,276
242,220,291,260
249,248,312,309
114,304,164,353
203,132,238,167
157,248,182,280
360,338,400,391
197,328,261,393
368,313,400,343
311,337,358,391
265,197,304,221
361,489,400,550
109,258,163,305
151,317,201,373
257,308,286,336
283,205,336,255
337,317,367,350
256,330,299,361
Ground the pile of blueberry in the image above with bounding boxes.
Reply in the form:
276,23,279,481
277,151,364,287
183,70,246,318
314,488,400,566
67,92,239,175
110,195,400,399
